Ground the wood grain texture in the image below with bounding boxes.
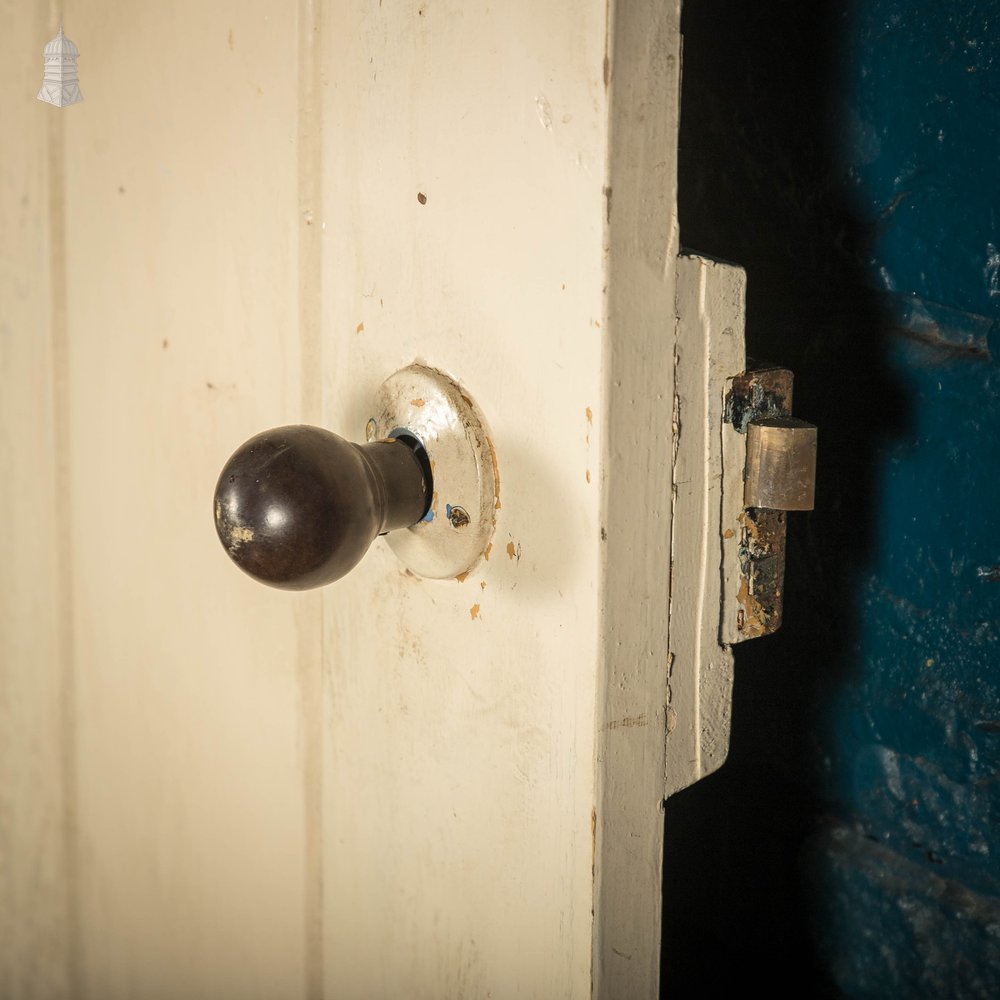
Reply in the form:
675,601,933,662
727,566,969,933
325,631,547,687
0,3,72,996
321,1,607,995
0,3,703,997
667,255,745,798
593,1,682,995
60,4,318,996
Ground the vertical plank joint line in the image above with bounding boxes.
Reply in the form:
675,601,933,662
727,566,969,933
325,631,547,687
297,2,325,997
45,0,79,988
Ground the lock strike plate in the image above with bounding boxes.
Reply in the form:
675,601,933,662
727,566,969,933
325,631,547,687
722,365,817,642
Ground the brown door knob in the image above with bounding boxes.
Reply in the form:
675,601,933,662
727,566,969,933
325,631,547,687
213,425,431,590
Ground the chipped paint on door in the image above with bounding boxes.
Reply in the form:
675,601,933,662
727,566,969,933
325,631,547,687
0,2,708,997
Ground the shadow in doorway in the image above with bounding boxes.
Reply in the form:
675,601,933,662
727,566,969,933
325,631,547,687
661,3,909,993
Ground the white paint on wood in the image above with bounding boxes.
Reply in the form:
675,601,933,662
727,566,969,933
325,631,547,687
667,255,747,798
592,1,683,996
62,3,317,996
0,7,72,996
321,2,608,994
0,2,749,997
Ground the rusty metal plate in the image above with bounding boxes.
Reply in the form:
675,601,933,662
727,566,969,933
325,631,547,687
724,364,795,641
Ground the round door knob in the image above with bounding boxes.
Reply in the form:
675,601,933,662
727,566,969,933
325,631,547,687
214,425,431,590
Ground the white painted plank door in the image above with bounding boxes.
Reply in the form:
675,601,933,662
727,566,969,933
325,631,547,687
0,8,71,998
0,1,708,998
7,3,321,998
320,3,684,997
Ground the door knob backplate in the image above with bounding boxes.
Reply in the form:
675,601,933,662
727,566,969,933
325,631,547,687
369,364,498,580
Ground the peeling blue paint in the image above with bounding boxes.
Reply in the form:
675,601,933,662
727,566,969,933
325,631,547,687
819,2,1000,993
836,2,1000,322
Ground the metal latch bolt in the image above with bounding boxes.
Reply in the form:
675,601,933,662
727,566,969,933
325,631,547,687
744,417,817,511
